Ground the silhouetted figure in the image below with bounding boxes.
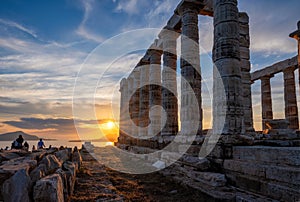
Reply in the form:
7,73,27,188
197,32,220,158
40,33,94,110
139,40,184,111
37,139,45,149
24,141,29,151
32,145,36,151
13,135,24,149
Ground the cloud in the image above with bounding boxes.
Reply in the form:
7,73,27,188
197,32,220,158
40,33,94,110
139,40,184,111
0,18,37,38
115,0,140,14
239,0,300,54
76,0,105,43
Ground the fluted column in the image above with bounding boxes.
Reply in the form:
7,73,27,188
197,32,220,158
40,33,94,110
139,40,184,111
127,75,134,139
213,0,243,135
283,67,299,129
139,59,150,138
159,29,179,136
239,12,254,132
178,3,202,136
131,67,140,137
261,76,273,130
148,47,163,138
119,78,128,143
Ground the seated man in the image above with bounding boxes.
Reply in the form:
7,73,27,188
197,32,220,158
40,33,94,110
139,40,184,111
37,139,45,149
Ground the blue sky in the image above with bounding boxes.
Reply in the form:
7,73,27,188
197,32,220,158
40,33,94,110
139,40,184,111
0,0,299,139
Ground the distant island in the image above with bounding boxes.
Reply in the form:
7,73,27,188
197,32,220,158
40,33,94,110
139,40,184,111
69,138,110,142
0,131,56,141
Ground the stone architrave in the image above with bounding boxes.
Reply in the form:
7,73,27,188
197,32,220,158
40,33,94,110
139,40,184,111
239,12,254,132
138,59,151,138
159,29,179,136
177,2,202,136
260,76,273,130
213,0,243,135
148,44,163,138
283,67,299,129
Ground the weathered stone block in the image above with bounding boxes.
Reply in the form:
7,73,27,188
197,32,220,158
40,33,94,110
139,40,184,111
33,174,64,202
2,169,31,202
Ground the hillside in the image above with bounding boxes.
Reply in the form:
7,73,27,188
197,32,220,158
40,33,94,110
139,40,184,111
0,131,39,141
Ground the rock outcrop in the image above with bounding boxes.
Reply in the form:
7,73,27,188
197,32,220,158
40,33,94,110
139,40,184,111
0,146,82,202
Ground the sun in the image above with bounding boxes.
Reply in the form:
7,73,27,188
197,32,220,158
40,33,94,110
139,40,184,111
105,121,115,129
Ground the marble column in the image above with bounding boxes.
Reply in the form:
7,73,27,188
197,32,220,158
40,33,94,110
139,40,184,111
239,12,254,132
148,46,163,138
159,29,179,136
261,76,273,130
131,67,140,137
213,0,243,135
289,21,300,96
119,78,128,143
138,59,150,138
177,3,202,136
126,75,134,142
283,67,299,129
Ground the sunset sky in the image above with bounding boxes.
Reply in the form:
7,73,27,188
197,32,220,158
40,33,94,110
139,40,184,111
0,0,299,140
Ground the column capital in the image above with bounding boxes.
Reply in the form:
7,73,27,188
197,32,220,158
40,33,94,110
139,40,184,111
239,12,249,24
158,28,180,41
289,21,300,40
283,66,296,74
137,58,150,67
260,75,274,81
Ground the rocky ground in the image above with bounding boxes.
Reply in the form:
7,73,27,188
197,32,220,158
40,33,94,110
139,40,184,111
71,148,206,202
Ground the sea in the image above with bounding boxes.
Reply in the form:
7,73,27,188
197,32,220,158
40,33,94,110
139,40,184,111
0,140,113,151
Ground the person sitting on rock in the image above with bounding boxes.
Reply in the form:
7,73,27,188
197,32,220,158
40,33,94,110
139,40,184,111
24,141,29,151
37,139,45,149
14,135,24,149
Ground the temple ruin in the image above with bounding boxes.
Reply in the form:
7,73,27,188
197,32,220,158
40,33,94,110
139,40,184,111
117,0,300,201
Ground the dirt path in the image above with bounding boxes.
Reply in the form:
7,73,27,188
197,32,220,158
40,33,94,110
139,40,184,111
71,148,204,202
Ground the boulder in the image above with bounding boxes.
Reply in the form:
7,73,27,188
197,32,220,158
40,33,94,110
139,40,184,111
2,169,31,202
29,164,47,183
0,151,21,161
33,174,64,202
180,155,210,171
0,157,37,174
39,154,62,175
194,172,227,187
55,168,68,201
72,148,82,171
46,147,59,155
29,151,46,162
62,161,76,197
55,149,70,164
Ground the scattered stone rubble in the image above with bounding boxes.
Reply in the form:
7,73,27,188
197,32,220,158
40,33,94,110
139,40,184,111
0,147,82,202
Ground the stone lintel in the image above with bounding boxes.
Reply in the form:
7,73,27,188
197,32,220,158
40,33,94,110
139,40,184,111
158,27,180,39
251,56,298,82
175,0,205,15
199,0,213,17
165,14,181,30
